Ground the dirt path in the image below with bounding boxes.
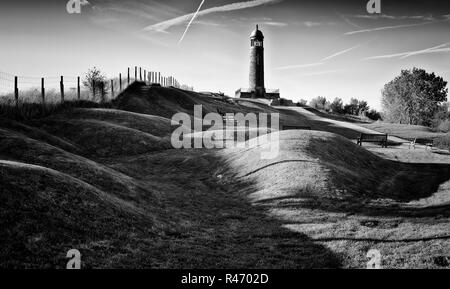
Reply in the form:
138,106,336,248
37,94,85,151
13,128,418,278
275,106,442,150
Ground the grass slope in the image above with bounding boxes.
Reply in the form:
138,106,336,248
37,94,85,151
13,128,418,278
0,83,449,268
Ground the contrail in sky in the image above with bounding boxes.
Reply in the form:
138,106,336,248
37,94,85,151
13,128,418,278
321,44,362,61
143,0,282,34
364,43,450,60
178,0,206,45
344,21,437,35
399,42,450,59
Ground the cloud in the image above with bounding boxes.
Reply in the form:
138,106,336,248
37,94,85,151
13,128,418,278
89,0,182,28
262,21,287,27
143,0,283,33
303,21,322,27
364,43,450,60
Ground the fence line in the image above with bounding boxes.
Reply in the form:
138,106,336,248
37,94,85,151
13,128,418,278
0,67,195,109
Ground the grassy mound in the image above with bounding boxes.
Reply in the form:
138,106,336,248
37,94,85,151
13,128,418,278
223,130,450,203
0,128,158,204
36,118,171,157
0,160,155,268
114,82,277,119
60,108,176,137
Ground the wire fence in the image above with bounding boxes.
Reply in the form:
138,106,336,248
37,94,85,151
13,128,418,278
0,66,195,109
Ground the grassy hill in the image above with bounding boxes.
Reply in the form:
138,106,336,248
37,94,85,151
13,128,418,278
1,82,449,268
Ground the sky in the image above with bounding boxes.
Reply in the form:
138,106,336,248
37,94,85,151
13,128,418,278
1,0,450,109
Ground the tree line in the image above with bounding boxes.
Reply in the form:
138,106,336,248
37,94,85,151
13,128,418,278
300,96,381,121
296,67,448,129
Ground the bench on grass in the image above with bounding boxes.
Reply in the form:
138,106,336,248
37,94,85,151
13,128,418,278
357,133,388,148
409,138,433,150
282,125,311,131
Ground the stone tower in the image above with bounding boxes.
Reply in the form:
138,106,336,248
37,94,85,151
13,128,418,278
249,25,265,98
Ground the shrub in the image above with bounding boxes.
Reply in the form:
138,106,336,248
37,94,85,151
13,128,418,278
434,119,450,132
434,135,450,151
431,102,450,132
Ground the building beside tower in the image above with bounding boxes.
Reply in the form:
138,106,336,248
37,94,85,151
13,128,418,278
236,25,280,99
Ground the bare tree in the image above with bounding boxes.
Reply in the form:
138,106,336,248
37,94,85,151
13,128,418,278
83,67,109,102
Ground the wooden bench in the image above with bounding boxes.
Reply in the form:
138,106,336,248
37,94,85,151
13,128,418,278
357,133,388,148
409,138,433,150
282,125,311,131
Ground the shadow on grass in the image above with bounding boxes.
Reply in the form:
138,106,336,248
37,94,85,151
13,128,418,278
284,135,450,219
109,149,342,269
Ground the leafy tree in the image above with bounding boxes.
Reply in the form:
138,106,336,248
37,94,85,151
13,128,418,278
309,96,328,110
366,109,382,121
330,98,344,114
357,100,369,115
432,102,450,132
382,67,448,126
83,67,109,102
344,98,359,115
297,99,308,106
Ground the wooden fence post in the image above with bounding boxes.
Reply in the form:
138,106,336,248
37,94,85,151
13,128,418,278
128,68,130,85
101,82,105,103
135,66,137,81
139,67,142,81
41,78,45,107
77,77,81,100
144,69,146,84
111,79,114,99
60,76,64,103
14,76,19,109
119,73,122,91
92,79,96,99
